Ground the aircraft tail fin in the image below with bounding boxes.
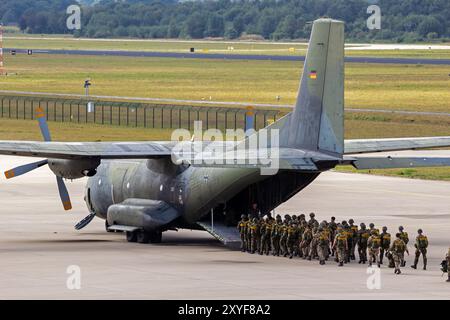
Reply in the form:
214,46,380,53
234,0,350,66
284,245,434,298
281,18,345,157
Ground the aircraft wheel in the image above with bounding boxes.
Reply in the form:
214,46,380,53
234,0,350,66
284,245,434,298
126,231,137,243
150,231,162,244
137,230,150,244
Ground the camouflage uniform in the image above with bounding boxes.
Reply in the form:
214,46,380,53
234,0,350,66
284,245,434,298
348,220,358,260
271,218,283,256
341,222,352,263
357,224,370,264
398,226,409,267
412,229,428,270
296,221,306,258
308,213,319,229
301,226,313,259
317,228,330,265
390,235,408,274
259,219,271,255
329,217,337,256
333,228,348,266
287,223,299,259
279,222,289,257
249,218,259,254
309,227,319,260
367,230,382,267
379,227,391,265
237,215,248,252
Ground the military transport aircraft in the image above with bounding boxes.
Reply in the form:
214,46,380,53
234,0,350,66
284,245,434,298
2,18,450,244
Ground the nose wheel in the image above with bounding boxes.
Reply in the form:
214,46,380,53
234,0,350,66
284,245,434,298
126,230,162,244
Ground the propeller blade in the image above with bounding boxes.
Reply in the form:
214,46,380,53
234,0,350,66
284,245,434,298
56,176,72,211
74,213,96,230
4,159,48,179
36,107,52,142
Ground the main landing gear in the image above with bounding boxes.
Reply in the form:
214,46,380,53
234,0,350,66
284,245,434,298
126,230,162,244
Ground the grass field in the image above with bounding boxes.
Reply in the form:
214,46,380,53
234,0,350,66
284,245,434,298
1,54,450,112
4,36,450,59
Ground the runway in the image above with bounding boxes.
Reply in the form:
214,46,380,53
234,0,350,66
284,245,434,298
6,48,450,65
0,154,449,299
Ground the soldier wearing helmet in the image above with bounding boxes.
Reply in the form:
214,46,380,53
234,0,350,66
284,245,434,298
411,229,428,270
237,214,249,252
379,226,391,265
357,223,370,264
367,229,382,267
398,226,409,267
332,226,348,267
348,219,358,261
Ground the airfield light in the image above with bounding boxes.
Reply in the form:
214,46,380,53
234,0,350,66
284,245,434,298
84,79,92,96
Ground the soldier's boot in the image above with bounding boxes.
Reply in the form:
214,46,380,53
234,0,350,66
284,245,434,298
307,256,312,261
447,275,450,282
320,260,325,265
401,260,406,267
423,257,427,270
338,262,344,267
411,256,419,269
396,268,401,275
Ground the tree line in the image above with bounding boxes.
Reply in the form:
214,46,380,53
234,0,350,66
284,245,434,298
1,0,449,42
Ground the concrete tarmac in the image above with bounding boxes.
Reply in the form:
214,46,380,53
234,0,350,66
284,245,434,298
0,155,449,299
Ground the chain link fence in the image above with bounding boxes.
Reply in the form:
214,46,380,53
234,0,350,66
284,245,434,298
0,94,286,131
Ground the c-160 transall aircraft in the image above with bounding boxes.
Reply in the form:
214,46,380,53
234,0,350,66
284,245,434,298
2,18,450,245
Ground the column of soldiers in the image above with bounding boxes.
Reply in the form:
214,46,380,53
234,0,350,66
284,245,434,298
238,213,439,277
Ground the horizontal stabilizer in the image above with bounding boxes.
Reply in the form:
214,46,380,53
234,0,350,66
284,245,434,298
345,137,450,154
347,156,450,170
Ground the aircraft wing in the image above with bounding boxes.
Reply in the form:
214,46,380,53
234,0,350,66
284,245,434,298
0,141,175,159
344,137,450,154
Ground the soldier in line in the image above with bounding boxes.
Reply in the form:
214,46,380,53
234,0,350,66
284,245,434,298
389,233,409,274
379,226,391,265
296,220,306,258
248,218,259,254
308,213,319,229
317,226,330,265
367,229,381,267
301,224,313,260
237,214,249,252
341,221,352,263
398,226,409,267
332,226,348,267
329,217,337,256
287,222,299,259
348,219,358,260
260,217,272,255
279,220,289,257
271,215,283,256
357,223,370,264
411,229,428,270
309,226,319,260
369,223,379,235
248,203,261,220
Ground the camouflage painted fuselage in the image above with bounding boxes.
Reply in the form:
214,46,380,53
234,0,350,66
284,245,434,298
85,159,323,227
